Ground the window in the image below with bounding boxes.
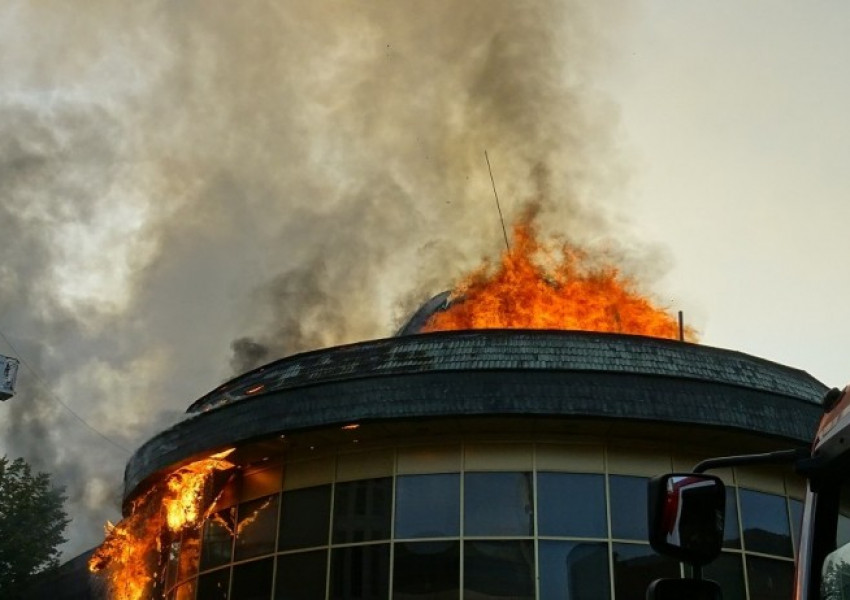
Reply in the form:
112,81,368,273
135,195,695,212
393,541,459,599
276,550,328,600
700,553,746,600
538,473,606,538
609,476,649,541
231,558,274,600
746,556,794,600
330,544,390,600
333,478,392,544
234,494,280,561
723,486,741,549
279,485,331,550
464,472,533,537
739,489,793,557
201,507,235,571
196,568,229,600
395,474,459,539
611,543,679,600
464,540,534,600
538,540,609,600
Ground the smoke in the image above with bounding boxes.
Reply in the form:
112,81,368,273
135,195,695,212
0,1,637,557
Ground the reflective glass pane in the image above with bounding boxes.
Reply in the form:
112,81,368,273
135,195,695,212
231,557,274,600
393,541,459,599
538,540,609,600
745,556,794,600
275,550,328,600
235,494,280,561
739,489,793,557
333,478,392,544
699,552,745,600
330,543,390,600
723,486,741,549
538,473,606,538
395,474,460,539
612,543,679,600
464,540,534,600
178,527,201,583
609,476,649,541
279,485,331,550
464,472,533,537
197,567,229,600
201,507,235,571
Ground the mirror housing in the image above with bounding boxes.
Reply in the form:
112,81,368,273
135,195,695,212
647,473,725,566
647,578,722,600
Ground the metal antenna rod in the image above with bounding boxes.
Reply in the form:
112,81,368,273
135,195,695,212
485,150,510,252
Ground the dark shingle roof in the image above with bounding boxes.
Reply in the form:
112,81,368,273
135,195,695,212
188,330,825,412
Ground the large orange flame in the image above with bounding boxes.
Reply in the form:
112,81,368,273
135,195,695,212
89,451,234,600
424,219,695,341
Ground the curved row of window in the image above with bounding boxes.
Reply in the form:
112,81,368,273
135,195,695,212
165,466,802,600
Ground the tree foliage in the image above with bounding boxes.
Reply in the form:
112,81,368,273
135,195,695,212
0,455,70,598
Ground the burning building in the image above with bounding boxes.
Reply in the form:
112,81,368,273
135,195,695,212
87,319,823,599
79,222,828,600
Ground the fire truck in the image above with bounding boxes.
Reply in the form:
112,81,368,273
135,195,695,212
647,386,850,600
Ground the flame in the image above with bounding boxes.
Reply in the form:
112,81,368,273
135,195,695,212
423,219,696,341
89,450,235,600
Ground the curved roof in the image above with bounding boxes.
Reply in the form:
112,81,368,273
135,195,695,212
126,330,827,501
188,329,824,413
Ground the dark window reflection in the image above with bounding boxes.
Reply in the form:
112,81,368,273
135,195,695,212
739,489,793,557
612,543,679,600
279,485,331,550
395,474,460,539
333,478,392,544
235,494,280,561
538,540,609,600
789,499,803,551
538,473,606,539
231,557,274,600
201,507,235,571
276,550,328,600
693,552,746,600
723,487,741,549
197,567,229,600
464,473,533,537
464,540,534,600
330,544,390,600
609,476,649,541
393,541,459,599
746,556,794,600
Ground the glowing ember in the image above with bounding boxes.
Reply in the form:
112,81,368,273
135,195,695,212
89,450,235,600
423,218,696,341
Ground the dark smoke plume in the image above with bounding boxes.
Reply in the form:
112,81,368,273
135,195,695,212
0,1,637,557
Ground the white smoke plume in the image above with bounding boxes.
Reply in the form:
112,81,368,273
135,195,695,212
0,1,639,557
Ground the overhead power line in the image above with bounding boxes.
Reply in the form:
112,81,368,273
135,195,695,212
0,328,131,455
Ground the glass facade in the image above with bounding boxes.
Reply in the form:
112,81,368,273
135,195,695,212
164,443,801,600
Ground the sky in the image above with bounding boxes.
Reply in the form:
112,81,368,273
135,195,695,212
0,1,848,559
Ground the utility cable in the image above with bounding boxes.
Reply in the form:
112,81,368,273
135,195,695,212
0,328,131,455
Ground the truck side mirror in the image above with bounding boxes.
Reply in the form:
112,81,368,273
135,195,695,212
647,473,725,566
